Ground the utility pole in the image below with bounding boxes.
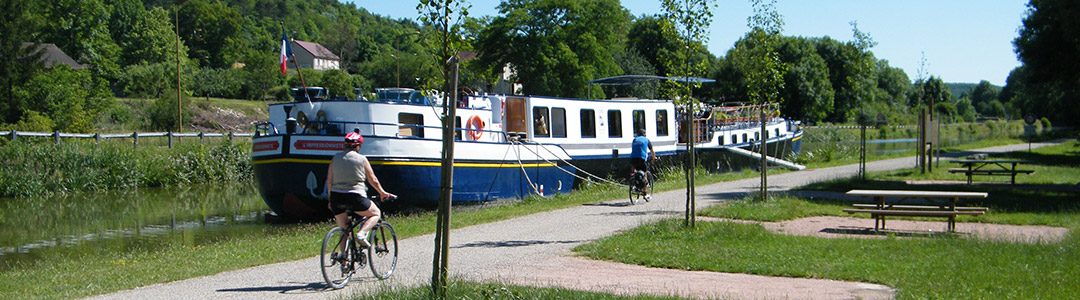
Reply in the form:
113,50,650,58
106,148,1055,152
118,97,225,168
176,9,182,133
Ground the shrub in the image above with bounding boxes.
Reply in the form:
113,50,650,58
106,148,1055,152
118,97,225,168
148,93,194,131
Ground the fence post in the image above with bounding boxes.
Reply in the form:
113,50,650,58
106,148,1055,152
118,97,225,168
227,131,234,143
53,130,60,145
198,132,204,142
94,133,100,147
133,132,139,148
167,131,173,148
8,130,15,142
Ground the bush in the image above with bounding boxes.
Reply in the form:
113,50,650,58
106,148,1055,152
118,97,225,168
14,111,55,132
1039,117,1052,130
148,93,194,131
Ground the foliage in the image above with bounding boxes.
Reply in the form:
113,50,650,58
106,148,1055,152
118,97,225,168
735,0,787,106
477,0,630,98
1011,0,1080,125
13,66,112,132
148,93,193,131
320,69,355,99
193,67,244,99
0,141,252,198
660,0,716,104
117,62,195,99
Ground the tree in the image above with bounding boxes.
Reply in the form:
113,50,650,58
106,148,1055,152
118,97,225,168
13,66,110,132
477,0,630,98
320,69,355,99
177,0,242,68
1013,0,1080,125
41,0,122,87
777,37,832,123
0,0,43,124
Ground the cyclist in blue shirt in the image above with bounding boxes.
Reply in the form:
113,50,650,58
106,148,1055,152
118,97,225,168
631,129,656,199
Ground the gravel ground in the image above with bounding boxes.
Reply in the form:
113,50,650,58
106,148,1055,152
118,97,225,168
87,141,1064,300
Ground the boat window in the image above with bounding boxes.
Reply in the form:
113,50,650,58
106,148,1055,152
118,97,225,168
398,113,424,138
455,117,462,141
742,133,748,143
533,107,550,138
731,134,737,144
632,110,646,135
755,132,760,141
775,128,780,137
656,110,669,136
580,109,596,138
607,110,622,138
551,108,567,138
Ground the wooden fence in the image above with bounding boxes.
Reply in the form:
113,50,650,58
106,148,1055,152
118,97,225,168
5,130,253,148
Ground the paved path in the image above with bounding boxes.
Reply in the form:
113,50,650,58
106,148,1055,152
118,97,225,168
90,141,1060,300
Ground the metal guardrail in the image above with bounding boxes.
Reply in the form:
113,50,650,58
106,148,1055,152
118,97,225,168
5,130,254,148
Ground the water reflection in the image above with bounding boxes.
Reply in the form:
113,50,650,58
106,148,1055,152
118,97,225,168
0,183,265,264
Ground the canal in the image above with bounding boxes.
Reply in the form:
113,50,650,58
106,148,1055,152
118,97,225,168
0,183,268,270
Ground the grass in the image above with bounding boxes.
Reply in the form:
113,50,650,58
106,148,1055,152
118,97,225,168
578,141,1080,299
347,281,681,299
576,219,1079,299
0,166,766,299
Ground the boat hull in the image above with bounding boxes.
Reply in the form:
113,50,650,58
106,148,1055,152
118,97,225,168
253,154,575,220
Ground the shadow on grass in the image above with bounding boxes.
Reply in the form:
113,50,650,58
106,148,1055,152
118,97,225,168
821,227,960,238
589,210,682,217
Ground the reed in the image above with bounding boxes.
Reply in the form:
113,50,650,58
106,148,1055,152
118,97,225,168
0,140,251,198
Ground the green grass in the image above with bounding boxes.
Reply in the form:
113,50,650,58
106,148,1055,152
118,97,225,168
576,219,1080,299
348,281,681,299
580,140,1080,299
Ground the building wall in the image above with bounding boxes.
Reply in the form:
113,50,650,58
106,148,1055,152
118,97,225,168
288,42,339,71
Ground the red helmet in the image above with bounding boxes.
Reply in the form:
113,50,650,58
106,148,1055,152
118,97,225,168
344,132,363,146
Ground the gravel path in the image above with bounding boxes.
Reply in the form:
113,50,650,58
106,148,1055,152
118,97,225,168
88,141,1063,300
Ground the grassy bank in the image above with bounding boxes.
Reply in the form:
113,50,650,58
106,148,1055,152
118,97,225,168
0,140,251,198
348,281,680,299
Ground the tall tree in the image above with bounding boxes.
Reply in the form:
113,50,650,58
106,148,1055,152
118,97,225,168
1013,0,1080,124
41,0,122,85
777,37,832,123
0,0,43,124
477,0,630,98
177,0,242,68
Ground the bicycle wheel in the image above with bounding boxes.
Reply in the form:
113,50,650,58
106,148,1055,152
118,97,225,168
628,179,637,204
367,221,399,279
320,227,355,289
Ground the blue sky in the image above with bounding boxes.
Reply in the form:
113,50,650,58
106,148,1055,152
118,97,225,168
348,0,1028,85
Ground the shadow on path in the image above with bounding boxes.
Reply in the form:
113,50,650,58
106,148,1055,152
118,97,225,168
453,239,585,249
216,282,328,294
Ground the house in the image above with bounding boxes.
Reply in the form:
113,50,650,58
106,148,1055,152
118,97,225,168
289,40,340,71
20,43,86,69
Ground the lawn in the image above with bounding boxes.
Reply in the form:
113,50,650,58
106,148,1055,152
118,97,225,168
347,281,681,300
578,141,1080,299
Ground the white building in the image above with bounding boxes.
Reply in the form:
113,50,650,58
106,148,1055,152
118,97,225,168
289,40,340,71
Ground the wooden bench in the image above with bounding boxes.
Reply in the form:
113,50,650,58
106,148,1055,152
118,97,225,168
851,204,989,212
843,208,986,232
845,190,989,233
947,168,1034,184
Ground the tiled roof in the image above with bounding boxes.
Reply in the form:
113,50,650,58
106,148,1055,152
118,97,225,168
292,40,340,60
20,43,86,69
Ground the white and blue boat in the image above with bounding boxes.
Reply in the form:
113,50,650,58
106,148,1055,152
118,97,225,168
251,77,802,220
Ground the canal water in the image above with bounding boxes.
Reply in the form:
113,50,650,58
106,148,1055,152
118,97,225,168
0,183,268,270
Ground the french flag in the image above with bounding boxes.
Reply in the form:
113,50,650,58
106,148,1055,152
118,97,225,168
280,30,291,75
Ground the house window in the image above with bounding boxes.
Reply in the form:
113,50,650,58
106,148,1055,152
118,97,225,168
580,109,596,138
656,110,669,136
632,110,646,135
607,110,622,138
551,108,567,138
399,113,424,138
533,107,550,138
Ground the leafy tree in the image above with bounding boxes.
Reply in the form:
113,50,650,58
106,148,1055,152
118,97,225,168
735,0,787,106
177,0,243,68
320,69,355,99
111,2,185,66
777,36,832,123
13,66,110,132
477,0,630,98
193,67,243,99
0,0,43,124
1012,0,1080,125
41,0,122,86
609,48,658,98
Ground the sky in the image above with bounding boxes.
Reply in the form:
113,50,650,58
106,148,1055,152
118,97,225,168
348,0,1029,86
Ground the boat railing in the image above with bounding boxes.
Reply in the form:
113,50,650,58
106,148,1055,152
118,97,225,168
276,120,509,142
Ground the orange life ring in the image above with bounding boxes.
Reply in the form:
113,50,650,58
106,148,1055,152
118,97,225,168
466,115,484,140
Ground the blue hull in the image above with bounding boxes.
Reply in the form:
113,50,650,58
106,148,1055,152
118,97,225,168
253,156,575,220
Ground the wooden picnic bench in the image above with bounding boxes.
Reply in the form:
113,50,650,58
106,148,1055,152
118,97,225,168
843,190,989,232
947,159,1033,184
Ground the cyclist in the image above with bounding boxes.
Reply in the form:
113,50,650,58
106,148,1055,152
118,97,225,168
630,129,656,200
326,130,395,248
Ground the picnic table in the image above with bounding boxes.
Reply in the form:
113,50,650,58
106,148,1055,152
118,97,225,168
843,189,988,232
947,159,1033,184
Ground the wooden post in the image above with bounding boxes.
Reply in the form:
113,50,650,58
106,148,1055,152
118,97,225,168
199,132,204,142
133,132,139,148
167,131,173,148
227,132,234,143
94,133,100,147
9,130,16,142
53,130,60,145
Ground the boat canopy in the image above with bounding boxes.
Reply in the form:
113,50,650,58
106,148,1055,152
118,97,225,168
588,75,716,85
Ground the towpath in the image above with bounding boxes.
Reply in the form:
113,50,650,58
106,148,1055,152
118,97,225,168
90,141,1060,300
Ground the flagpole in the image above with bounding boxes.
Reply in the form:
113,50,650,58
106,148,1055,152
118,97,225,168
281,22,310,103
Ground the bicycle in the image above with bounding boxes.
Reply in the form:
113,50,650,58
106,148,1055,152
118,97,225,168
320,195,399,289
628,167,656,204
